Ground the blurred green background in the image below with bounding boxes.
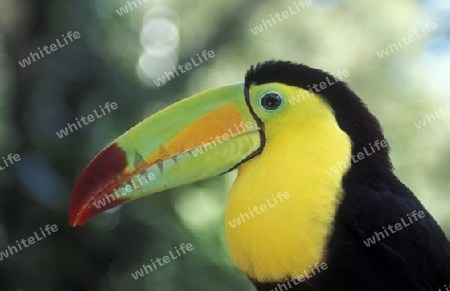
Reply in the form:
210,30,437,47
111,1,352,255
0,0,449,290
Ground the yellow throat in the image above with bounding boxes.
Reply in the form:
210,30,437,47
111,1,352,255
224,84,352,282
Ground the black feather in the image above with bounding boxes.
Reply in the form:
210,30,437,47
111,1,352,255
246,61,450,291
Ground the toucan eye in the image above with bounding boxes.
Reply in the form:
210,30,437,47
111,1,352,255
261,93,282,111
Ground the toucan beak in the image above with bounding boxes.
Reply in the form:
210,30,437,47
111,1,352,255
69,83,262,226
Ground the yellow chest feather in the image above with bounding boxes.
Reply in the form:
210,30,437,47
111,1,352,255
224,114,351,282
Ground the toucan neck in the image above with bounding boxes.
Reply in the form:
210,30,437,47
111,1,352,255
225,116,352,282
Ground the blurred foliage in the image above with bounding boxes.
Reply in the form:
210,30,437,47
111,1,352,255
0,0,449,290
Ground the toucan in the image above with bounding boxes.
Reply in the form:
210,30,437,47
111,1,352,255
69,61,450,290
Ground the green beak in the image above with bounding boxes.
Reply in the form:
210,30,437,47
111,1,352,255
69,83,262,226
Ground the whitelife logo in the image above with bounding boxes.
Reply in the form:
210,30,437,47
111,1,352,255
152,50,215,87
115,0,149,16
190,121,256,157
228,192,291,228
414,105,450,129
376,22,438,59
0,153,21,172
55,102,118,139
271,262,328,291
250,0,313,35
0,224,58,261
92,172,156,210
131,243,193,280
363,210,425,247
18,31,81,68
288,69,350,106
326,139,388,176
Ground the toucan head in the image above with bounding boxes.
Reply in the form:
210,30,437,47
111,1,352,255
69,60,391,282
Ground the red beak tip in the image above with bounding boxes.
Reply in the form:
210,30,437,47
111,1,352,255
68,201,89,227
68,211,80,227
68,142,129,227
